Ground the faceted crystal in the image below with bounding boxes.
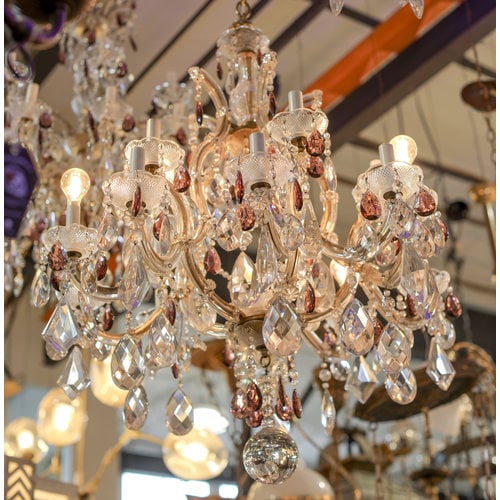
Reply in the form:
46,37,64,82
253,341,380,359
243,427,298,484
246,382,263,411
57,346,90,400
118,245,150,311
445,293,462,318
204,247,221,275
279,215,304,251
408,0,424,19
292,180,303,211
39,110,53,128
101,303,114,331
111,335,145,390
329,0,345,15
406,295,418,317
236,203,256,231
230,252,258,308
81,261,97,294
97,213,118,251
216,210,243,251
385,368,417,405
414,188,436,216
231,388,248,419
124,385,149,430
153,212,170,256
149,313,177,367
400,245,428,314
235,170,244,203
292,389,302,418
306,129,325,156
306,156,324,178
297,281,315,314
165,298,176,326
174,166,191,193
256,225,278,293
376,323,411,374
31,269,50,308
321,389,336,436
373,318,383,346
48,242,68,271
95,255,108,281
360,190,382,221
131,185,142,216
122,114,135,132
339,299,374,356
426,338,456,391
330,357,351,381
246,410,263,428
345,356,378,404
263,297,302,357
196,100,203,126
92,337,112,361
301,201,322,258
275,399,292,421
310,260,335,312
42,298,80,356
391,200,416,239
165,388,194,435
436,319,456,350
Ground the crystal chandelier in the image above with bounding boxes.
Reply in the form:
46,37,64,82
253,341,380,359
330,0,425,19
23,0,464,486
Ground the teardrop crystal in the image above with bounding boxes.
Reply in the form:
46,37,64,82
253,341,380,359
426,338,456,390
414,187,436,216
445,293,462,318
329,0,344,15
231,388,248,419
376,323,411,374
174,166,191,193
306,156,324,178
165,388,194,435
165,298,176,326
230,252,258,308
118,245,150,311
81,261,97,294
57,346,91,399
279,214,304,251
154,212,170,256
42,298,80,356
216,210,242,251
124,385,149,430
385,367,417,404
131,185,142,216
360,190,382,221
276,399,293,421
245,409,263,428
111,335,145,390
48,242,68,271
95,255,108,281
204,247,221,275
310,261,335,312
268,91,277,118
196,100,203,126
97,213,118,251
306,129,325,156
339,298,374,356
235,170,244,203
246,382,263,412
256,225,278,293
293,180,303,211
262,297,302,357
321,390,336,435
31,269,51,308
345,356,378,404
299,281,316,314
185,289,217,331
292,389,302,418
236,203,256,231
149,313,177,367
436,319,456,350
100,303,114,331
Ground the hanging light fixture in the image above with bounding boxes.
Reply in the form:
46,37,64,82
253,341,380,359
17,0,463,485
330,0,425,19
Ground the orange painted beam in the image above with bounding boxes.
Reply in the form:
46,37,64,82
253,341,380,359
303,0,463,109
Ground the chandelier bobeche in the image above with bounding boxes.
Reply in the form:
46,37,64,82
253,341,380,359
26,0,461,485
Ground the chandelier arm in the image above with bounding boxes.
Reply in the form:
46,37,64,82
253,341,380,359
183,250,238,321
255,51,277,130
203,323,229,338
96,308,162,342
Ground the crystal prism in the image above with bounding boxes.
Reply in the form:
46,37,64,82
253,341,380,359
376,323,411,374
339,299,374,356
204,247,221,275
321,390,336,436
385,367,417,404
256,225,278,293
345,356,378,404
124,385,149,430
111,335,145,390
57,346,90,399
42,298,81,356
426,338,456,390
31,268,51,308
230,252,258,308
310,260,335,312
118,245,150,311
149,313,177,367
216,210,242,251
165,388,194,435
262,297,302,357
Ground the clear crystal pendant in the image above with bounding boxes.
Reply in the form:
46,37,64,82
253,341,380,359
31,268,51,308
385,367,417,404
256,225,278,293
426,338,456,391
57,346,91,399
124,385,149,430
310,260,335,312
118,244,150,311
321,389,336,435
230,252,258,308
339,299,374,356
111,335,145,390
148,313,177,367
345,356,378,404
376,323,411,374
165,388,194,436
262,297,302,357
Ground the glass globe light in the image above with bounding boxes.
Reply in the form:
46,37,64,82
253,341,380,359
247,460,335,499
389,135,417,164
243,426,299,484
4,417,49,463
60,168,91,203
162,427,229,480
37,388,87,447
90,356,128,408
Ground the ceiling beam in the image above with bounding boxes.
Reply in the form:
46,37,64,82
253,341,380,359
324,0,495,148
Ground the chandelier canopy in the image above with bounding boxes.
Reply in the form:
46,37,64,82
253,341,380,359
6,0,464,486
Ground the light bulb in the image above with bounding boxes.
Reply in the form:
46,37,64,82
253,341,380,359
389,134,418,164
5,418,49,463
90,356,128,408
60,168,90,225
